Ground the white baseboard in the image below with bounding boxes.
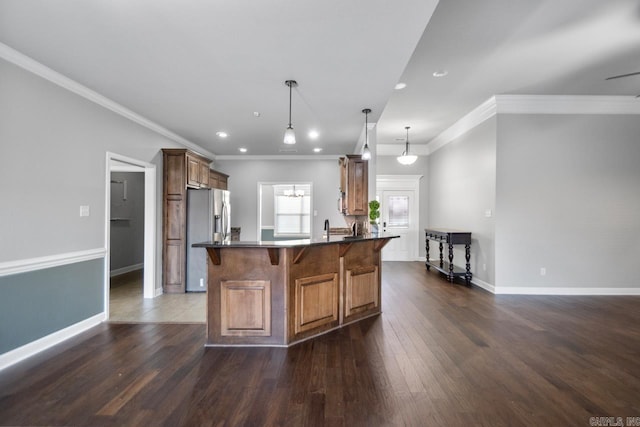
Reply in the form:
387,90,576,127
0,313,104,371
154,287,163,297
494,287,640,295
110,263,144,277
471,278,495,293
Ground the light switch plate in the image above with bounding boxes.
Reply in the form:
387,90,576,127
80,205,90,217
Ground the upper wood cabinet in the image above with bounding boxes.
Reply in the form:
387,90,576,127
185,151,211,189
209,169,229,190
339,154,368,216
161,148,229,293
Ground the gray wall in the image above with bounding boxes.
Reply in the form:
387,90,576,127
0,259,103,353
0,57,186,354
495,114,640,289
214,159,346,241
376,155,429,258
0,58,183,264
428,118,497,285
110,172,145,272
260,184,275,227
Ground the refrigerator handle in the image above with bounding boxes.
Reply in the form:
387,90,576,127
221,201,228,239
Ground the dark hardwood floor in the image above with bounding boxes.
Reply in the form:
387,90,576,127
1,262,639,426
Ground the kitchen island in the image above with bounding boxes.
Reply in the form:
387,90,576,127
193,234,398,347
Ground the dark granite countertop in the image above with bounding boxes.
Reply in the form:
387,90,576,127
192,233,399,249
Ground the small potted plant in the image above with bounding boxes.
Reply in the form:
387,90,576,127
368,200,380,235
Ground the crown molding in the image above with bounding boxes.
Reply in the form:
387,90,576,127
426,95,640,155
0,42,216,159
427,96,497,155
495,94,640,115
214,154,341,161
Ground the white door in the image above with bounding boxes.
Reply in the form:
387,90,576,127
379,190,415,261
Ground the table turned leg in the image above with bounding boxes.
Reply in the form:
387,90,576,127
465,244,472,286
439,242,444,267
448,243,454,282
425,236,430,270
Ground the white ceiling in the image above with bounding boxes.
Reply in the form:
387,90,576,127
1,0,639,158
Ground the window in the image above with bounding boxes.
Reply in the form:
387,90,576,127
387,195,409,228
274,184,311,237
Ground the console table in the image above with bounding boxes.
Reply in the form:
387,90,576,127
425,228,472,286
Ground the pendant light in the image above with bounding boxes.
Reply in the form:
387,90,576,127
284,80,297,144
361,108,371,160
397,126,417,165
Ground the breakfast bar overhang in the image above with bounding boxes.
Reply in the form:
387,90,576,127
193,234,398,347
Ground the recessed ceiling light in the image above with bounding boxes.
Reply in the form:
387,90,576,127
308,130,319,140
253,112,260,117
216,131,228,138
394,82,407,90
239,147,247,153
432,70,448,77
313,147,323,153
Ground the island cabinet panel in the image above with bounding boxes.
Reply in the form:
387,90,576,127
206,247,286,346
345,266,378,318
341,240,382,323
287,245,341,342
294,273,339,335
195,235,398,347
220,280,271,337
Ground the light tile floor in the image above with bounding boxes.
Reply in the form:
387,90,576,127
109,270,206,323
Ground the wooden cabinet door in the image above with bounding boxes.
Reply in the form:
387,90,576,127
344,265,378,321
346,156,368,215
186,154,201,188
209,170,219,189
294,273,339,335
199,162,210,188
220,280,271,337
218,175,228,190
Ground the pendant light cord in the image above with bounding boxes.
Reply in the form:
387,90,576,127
405,126,410,154
288,81,293,127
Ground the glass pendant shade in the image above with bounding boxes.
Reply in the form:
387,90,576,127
397,152,417,165
284,126,296,144
362,144,371,160
397,125,417,165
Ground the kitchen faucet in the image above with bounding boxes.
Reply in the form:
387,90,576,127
324,219,330,241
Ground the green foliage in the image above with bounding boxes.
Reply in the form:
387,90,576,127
368,200,380,223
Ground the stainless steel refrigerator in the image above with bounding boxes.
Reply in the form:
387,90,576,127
186,188,231,292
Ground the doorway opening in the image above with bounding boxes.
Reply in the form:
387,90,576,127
104,152,156,321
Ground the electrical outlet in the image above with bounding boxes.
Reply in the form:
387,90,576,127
199,278,204,287
79,205,90,217
484,209,492,218
540,267,546,276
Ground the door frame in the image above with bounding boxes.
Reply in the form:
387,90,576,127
376,175,422,261
105,152,157,320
